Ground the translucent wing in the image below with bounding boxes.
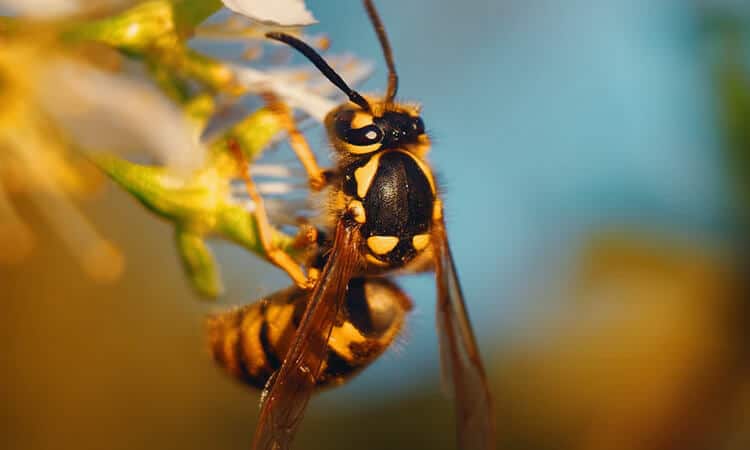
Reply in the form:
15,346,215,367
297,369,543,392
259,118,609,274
433,219,495,450
252,219,361,450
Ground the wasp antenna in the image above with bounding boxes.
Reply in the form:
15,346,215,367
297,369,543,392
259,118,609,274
265,32,372,112
363,0,398,103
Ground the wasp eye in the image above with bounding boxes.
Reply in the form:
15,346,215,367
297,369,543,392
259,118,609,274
412,117,425,134
345,124,383,146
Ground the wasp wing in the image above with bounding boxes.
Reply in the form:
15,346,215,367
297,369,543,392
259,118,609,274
252,220,361,450
433,219,495,450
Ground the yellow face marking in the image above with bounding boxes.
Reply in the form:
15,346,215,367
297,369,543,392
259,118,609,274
343,142,381,155
337,111,381,155
367,235,399,255
351,111,375,128
348,200,366,224
412,234,430,251
354,153,383,199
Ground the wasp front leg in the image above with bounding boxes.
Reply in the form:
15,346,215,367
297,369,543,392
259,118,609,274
262,91,329,191
229,140,317,289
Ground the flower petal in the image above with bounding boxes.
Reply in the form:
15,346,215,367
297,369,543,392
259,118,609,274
6,121,124,282
37,59,205,172
221,0,317,27
231,64,335,121
230,56,372,122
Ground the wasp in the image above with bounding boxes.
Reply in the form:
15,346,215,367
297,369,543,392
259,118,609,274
213,1,495,449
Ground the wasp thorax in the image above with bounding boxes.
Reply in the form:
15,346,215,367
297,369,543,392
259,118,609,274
326,103,426,156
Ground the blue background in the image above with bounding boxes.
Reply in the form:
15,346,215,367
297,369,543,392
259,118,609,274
218,0,744,405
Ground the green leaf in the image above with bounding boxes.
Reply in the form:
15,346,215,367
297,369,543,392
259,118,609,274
214,203,297,256
64,1,176,52
175,227,224,298
92,150,299,297
91,154,223,223
209,108,284,165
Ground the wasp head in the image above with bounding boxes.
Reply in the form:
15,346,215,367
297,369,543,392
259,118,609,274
325,100,427,156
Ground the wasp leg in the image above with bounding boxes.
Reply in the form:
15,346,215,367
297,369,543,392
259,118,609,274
229,139,316,289
262,91,329,191
291,221,318,251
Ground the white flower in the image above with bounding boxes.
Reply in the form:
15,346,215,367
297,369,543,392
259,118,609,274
38,59,205,172
221,0,317,27
231,55,373,121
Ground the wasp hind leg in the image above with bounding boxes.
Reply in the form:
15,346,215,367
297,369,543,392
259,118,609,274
229,139,318,289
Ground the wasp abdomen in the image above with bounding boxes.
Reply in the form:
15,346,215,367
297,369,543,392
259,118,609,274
344,150,435,266
207,278,412,390
206,288,297,389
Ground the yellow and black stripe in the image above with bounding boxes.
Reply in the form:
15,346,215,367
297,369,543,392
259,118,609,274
207,278,412,389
